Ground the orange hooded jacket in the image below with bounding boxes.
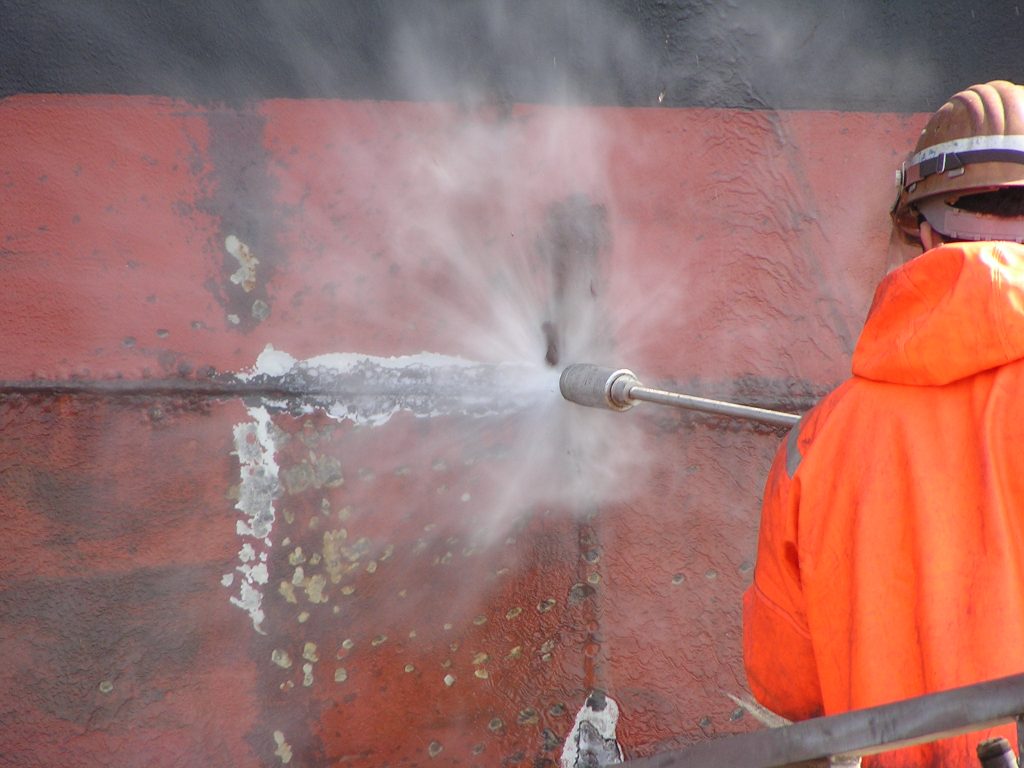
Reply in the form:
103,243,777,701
743,241,1024,767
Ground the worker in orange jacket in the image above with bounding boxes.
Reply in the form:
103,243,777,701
744,80,1024,768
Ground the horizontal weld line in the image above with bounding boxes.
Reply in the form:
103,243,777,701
0,379,324,398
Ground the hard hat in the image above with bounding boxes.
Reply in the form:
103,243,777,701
892,80,1024,243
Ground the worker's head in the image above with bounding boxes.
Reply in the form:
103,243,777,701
892,80,1024,250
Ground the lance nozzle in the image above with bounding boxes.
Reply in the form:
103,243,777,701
559,363,800,428
558,364,640,411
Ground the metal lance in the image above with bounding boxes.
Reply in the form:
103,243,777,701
558,363,800,428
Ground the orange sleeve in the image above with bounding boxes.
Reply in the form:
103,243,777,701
742,427,824,721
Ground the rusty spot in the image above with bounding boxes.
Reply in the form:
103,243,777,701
273,731,292,764
568,582,597,606
541,320,559,367
323,529,370,584
281,454,343,495
516,708,540,729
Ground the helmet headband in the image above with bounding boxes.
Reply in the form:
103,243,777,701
901,135,1024,189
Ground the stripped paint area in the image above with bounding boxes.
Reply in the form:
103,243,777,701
222,344,621,763
273,730,293,764
226,405,280,633
240,344,560,425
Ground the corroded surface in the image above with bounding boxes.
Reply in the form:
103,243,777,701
0,94,927,766
0,394,256,767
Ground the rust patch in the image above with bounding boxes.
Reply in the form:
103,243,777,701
226,235,259,292
537,194,611,366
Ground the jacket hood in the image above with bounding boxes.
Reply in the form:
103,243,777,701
852,241,1024,385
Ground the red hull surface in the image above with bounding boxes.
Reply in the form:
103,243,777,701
0,95,926,766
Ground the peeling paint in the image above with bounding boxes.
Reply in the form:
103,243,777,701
279,581,297,603
561,691,623,768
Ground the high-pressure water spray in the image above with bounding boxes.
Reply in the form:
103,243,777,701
559,363,801,428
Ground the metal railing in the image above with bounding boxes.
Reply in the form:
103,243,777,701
621,673,1024,768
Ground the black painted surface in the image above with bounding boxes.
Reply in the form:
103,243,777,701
2,0,1024,111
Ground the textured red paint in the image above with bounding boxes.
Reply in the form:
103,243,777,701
0,96,225,380
0,94,928,765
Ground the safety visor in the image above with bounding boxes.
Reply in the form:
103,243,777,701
917,197,1024,242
